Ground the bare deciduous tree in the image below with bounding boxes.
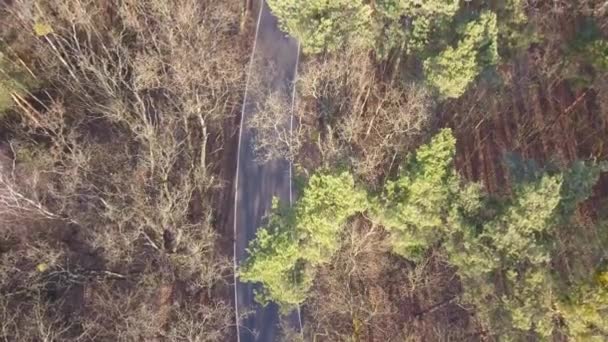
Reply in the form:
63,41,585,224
0,0,248,339
303,219,473,341
295,47,434,183
248,90,306,162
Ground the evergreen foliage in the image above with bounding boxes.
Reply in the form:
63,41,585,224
450,174,562,339
241,129,607,338
490,0,538,56
239,172,367,310
373,129,459,261
239,199,307,308
583,39,608,73
563,19,608,85
559,269,608,340
446,160,606,339
374,0,461,57
267,1,519,99
266,0,373,54
423,11,499,99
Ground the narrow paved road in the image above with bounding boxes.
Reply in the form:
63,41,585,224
233,1,300,341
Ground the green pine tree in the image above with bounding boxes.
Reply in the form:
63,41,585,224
373,0,461,57
423,11,499,99
266,0,374,54
240,172,367,310
558,268,608,340
446,159,605,339
373,128,460,261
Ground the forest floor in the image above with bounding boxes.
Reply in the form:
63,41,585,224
448,55,608,212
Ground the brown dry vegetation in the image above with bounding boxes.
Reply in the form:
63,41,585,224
269,1,608,341
448,2,608,196
275,49,469,340
0,0,250,340
2,0,608,340
290,48,434,185
304,220,472,341
446,2,608,296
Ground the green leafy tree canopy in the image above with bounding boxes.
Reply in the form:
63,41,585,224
239,172,367,310
373,128,459,261
267,0,374,54
423,11,499,99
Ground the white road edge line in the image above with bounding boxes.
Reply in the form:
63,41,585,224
288,41,303,334
233,1,264,341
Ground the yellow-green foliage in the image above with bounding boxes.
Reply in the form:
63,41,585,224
374,129,459,261
33,22,54,37
374,0,461,56
491,0,538,54
0,50,35,113
501,269,557,337
447,161,606,339
0,54,17,112
489,174,562,265
559,273,608,340
424,11,499,99
475,175,562,338
584,39,608,72
267,0,374,54
240,172,368,310
241,128,606,338
268,0,462,56
599,271,608,287
240,130,461,310
239,199,309,308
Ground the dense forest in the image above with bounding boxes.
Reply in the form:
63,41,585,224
244,0,608,341
0,0,248,340
1,0,607,341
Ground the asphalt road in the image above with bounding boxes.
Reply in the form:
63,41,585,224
232,1,300,341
